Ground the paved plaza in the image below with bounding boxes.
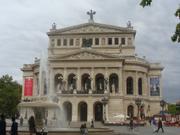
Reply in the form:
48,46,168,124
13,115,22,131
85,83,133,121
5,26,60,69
110,126,180,135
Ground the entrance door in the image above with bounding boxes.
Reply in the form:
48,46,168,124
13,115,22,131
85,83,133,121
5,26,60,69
94,102,103,121
79,102,87,121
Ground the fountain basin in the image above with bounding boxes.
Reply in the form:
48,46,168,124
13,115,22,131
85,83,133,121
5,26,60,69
10,128,114,135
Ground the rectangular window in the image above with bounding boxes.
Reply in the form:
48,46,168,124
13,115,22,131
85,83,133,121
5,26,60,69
95,38,99,45
108,38,112,45
121,38,126,45
70,39,74,46
63,39,67,46
57,39,61,46
82,38,92,47
51,39,55,47
115,38,119,45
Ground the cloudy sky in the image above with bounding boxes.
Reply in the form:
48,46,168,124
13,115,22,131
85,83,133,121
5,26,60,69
0,0,179,102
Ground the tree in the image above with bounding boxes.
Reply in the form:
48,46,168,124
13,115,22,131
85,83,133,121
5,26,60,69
168,104,177,115
140,0,180,43
0,74,22,117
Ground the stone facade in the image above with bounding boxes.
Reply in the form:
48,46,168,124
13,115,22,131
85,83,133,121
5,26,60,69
20,21,163,124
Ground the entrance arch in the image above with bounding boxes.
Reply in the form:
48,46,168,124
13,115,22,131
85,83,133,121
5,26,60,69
63,101,72,121
94,102,103,121
78,102,87,121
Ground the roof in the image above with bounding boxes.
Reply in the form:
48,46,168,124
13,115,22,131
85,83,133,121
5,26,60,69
47,22,136,36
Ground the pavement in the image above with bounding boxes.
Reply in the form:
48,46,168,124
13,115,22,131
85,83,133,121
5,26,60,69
109,125,180,135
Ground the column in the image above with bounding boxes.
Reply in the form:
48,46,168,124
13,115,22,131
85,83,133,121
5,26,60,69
91,68,94,90
77,68,81,91
88,101,93,121
105,104,109,121
135,71,138,96
63,68,68,90
105,67,108,93
119,67,123,95
72,101,78,121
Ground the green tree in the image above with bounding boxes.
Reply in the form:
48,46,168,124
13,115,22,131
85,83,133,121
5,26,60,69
0,74,22,117
168,104,177,115
140,0,180,43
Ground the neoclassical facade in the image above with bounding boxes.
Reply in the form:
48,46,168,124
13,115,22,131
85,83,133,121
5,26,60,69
20,16,164,124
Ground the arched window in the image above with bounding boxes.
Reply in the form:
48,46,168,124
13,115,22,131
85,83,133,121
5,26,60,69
138,78,142,95
95,74,104,94
127,105,134,118
63,101,72,121
78,102,87,121
68,73,76,91
109,73,119,93
81,74,91,93
54,74,63,92
126,77,133,95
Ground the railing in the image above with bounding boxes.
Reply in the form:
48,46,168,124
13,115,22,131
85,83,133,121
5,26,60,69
59,89,105,94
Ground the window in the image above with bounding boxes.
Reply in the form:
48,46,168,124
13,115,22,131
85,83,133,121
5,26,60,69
51,39,55,47
63,39,67,46
82,38,92,47
70,39,74,46
57,39,61,46
121,38,126,45
95,38,99,45
115,38,119,45
76,39,80,46
126,77,133,95
108,38,112,45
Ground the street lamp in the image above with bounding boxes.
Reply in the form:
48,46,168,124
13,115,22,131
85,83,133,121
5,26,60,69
135,98,142,120
101,97,109,123
160,100,166,120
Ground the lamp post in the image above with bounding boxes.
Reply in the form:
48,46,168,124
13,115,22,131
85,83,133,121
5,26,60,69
135,98,142,120
101,97,109,123
160,100,166,120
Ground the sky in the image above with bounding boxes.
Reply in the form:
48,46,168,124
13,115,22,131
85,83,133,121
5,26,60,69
0,0,179,102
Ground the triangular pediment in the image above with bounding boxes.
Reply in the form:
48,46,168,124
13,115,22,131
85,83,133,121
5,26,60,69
47,22,136,35
50,50,120,60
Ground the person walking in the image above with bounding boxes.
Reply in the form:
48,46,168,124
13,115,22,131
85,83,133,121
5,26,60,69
154,118,164,133
28,116,36,135
0,114,6,135
129,118,134,130
151,117,156,132
10,117,18,135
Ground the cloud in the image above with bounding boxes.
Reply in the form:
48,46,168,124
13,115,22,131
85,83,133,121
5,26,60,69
0,0,179,102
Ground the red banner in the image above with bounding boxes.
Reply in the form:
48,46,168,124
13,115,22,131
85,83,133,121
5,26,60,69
24,78,33,96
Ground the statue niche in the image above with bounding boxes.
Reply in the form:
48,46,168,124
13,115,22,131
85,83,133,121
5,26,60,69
109,74,119,93
68,74,77,92
81,74,91,93
95,74,104,94
54,74,64,92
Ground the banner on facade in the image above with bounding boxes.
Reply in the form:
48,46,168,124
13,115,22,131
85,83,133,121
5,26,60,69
24,78,33,96
150,77,160,96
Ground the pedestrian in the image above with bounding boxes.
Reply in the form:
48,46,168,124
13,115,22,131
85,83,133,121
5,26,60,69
90,119,94,128
129,118,134,130
0,114,6,135
80,124,84,135
10,117,18,135
154,118,164,133
151,117,156,132
28,116,36,135
20,116,23,126
83,123,88,135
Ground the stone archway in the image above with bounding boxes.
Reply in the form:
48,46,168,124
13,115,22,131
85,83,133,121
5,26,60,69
78,102,87,121
94,102,103,121
63,101,72,121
